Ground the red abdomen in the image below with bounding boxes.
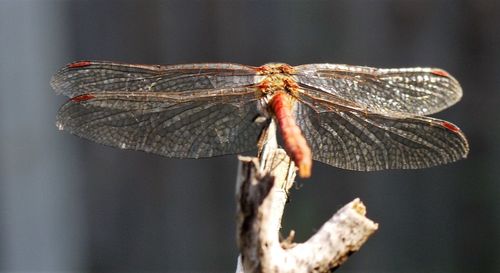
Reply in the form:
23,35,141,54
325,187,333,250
269,92,312,178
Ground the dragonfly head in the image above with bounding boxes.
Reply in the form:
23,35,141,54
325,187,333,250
258,63,295,75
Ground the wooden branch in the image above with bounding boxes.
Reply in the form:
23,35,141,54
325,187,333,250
235,121,378,273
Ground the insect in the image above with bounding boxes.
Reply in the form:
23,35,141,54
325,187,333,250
51,61,469,178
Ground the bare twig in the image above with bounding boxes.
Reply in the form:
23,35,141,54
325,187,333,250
235,120,378,273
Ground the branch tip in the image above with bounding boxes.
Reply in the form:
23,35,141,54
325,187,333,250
351,198,367,215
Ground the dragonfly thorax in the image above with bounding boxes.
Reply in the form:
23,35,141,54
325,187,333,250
257,63,300,97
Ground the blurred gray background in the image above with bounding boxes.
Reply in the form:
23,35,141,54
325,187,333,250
0,0,498,272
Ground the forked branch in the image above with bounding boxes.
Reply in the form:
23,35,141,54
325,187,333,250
235,121,378,273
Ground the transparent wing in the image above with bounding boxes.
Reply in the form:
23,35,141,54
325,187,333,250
56,88,268,158
51,61,263,97
295,64,462,115
295,95,469,171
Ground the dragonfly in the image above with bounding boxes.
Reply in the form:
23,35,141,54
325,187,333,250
51,61,469,178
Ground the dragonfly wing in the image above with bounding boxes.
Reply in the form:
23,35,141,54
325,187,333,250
294,99,469,171
295,64,462,115
56,88,268,158
51,61,262,97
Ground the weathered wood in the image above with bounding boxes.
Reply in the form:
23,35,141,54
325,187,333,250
235,122,378,273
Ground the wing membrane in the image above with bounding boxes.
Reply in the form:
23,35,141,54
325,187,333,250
51,61,262,97
295,96,468,171
295,64,462,115
56,88,268,158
